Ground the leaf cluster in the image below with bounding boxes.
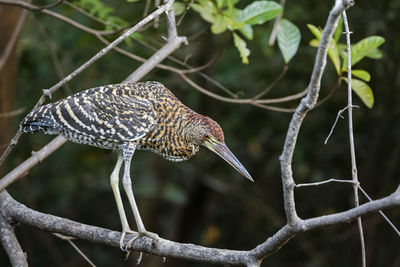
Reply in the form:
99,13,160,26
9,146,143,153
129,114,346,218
308,18,385,108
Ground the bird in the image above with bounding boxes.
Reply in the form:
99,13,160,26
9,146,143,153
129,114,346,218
20,81,253,250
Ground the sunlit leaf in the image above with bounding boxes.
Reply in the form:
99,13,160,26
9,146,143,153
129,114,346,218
211,15,228,34
328,40,341,75
233,33,250,64
307,24,341,74
343,36,385,69
351,69,371,82
191,2,216,23
173,2,186,16
238,24,254,40
309,39,320,47
238,1,282,25
307,24,322,39
366,48,383,59
344,78,374,108
333,15,343,43
277,19,301,63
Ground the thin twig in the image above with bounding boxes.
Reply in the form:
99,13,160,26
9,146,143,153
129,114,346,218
53,233,96,267
0,135,67,191
0,0,117,35
179,73,306,105
0,108,26,118
278,0,352,226
358,186,400,238
253,65,288,100
295,179,357,188
268,0,286,46
343,10,366,267
324,104,359,144
177,0,194,26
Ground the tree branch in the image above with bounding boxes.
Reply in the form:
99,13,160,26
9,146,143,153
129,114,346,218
0,211,28,267
0,135,67,192
342,10,366,267
1,185,399,266
279,0,354,226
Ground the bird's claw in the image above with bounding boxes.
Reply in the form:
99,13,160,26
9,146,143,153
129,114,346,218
120,229,160,264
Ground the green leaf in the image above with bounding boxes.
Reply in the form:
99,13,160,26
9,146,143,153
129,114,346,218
328,40,341,75
343,36,385,69
211,15,228,34
238,1,282,25
233,33,250,64
173,2,186,16
309,39,320,47
238,24,254,40
351,69,371,82
307,24,341,74
366,48,383,59
307,24,322,39
277,19,301,63
191,2,216,24
333,15,343,43
344,78,374,108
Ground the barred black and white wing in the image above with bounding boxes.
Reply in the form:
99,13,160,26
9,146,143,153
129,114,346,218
21,84,157,147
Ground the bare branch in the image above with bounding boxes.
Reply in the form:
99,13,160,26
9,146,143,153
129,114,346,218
279,0,353,225
295,178,356,188
1,187,399,266
252,65,288,100
0,213,28,267
0,135,67,192
342,10,366,267
268,0,286,46
359,186,400,238
53,233,96,267
0,108,26,118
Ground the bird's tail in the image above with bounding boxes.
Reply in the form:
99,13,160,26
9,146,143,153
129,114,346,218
20,104,59,134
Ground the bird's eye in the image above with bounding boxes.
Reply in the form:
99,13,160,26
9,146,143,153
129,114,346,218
204,134,210,140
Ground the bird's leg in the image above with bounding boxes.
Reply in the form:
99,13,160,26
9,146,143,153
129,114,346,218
122,145,159,246
110,153,137,251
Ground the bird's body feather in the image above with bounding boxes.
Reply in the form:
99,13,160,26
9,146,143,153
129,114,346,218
21,82,199,161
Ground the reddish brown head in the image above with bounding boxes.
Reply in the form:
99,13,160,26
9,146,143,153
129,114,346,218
188,114,253,182
199,116,224,143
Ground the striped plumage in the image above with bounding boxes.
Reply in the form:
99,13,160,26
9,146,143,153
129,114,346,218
22,81,222,162
21,81,252,250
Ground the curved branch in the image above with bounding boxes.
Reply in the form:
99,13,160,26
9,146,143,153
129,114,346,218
1,186,399,265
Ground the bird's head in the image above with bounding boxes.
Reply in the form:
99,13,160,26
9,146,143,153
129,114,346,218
190,115,253,182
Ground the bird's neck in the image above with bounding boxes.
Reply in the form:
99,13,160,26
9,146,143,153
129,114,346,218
181,112,206,145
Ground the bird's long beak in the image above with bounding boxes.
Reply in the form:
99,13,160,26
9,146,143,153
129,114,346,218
205,140,254,182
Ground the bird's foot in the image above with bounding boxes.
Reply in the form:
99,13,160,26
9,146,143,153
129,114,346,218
122,230,159,264
120,228,137,251
125,230,159,249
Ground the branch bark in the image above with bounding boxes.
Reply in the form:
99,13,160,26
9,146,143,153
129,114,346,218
1,186,399,266
0,210,28,267
279,0,354,225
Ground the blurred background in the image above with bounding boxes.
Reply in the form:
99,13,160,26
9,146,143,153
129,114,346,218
0,0,399,266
